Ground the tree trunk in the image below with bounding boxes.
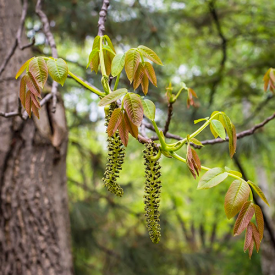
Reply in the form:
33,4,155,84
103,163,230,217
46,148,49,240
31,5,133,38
0,0,73,274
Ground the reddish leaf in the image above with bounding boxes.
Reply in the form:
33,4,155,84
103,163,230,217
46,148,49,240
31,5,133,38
141,74,149,95
25,72,41,98
20,76,27,108
253,204,264,241
233,201,255,236
124,112,138,138
188,88,198,98
107,108,122,136
224,180,250,219
133,63,145,90
25,91,32,118
123,93,143,126
125,49,140,83
31,102,39,119
118,114,129,147
30,93,40,109
251,222,261,252
144,62,157,86
248,239,254,259
244,223,253,251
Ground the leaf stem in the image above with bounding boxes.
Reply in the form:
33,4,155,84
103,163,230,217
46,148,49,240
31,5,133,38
113,72,120,91
68,71,105,97
152,120,166,150
99,36,107,77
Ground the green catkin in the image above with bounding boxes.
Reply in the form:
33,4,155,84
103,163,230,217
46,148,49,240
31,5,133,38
143,142,162,243
102,103,125,197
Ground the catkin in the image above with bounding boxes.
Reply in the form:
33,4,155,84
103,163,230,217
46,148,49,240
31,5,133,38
143,142,162,243
102,103,125,197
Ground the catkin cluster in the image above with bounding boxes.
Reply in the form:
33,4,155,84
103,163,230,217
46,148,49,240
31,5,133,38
143,142,162,243
102,103,125,197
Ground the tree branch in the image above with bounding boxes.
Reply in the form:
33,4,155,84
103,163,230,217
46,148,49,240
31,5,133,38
36,0,58,113
163,102,173,135
97,0,110,36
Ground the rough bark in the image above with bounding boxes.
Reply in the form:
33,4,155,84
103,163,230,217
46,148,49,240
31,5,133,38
0,0,73,274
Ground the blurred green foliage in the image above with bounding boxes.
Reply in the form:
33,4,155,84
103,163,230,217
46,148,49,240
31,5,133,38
28,0,275,274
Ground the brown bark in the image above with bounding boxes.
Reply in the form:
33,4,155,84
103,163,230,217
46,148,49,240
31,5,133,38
0,0,73,274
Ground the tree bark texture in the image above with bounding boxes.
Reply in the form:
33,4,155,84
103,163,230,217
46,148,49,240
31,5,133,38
0,0,73,274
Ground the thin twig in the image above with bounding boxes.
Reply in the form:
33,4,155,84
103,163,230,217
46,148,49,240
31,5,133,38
0,0,34,77
163,102,173,135
97,0,110,36
35,0,58,113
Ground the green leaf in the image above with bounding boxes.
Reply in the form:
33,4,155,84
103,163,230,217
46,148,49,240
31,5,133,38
86,48,99,69
103,45,116,55
141,98,155,121
224,180,250,219
28,57,48,88
210,119,226,140
111,53,125,77
225,166,242,178
98,88,127,106
123,93,143,126
47,58,68,86
137,45,163,65
15,57,34,79
194,117,208,124
190,138,203,147
248,180,270,206
125,49,140,83
103,35,115,52
233,201,255,236
197,168,228,189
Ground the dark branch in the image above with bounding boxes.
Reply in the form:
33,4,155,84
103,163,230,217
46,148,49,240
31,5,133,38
97,0,110,36
163,102,173,135
0,0,34,77
36,0,58,113
208,0,227,105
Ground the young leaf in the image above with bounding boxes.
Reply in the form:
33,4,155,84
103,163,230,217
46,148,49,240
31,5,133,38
197,168,228,189
103,35,115,52
253,204,264,241
98,88,127,106
20,76,27,108
244,223,253,251
111,53,125,77
107,108,123,136
92,36,100,50
248,239,254,259
233,201,255,236
251,222,261,252
28,57,48,88
118,113,129,147
224,167,242,178
137,45,163,65
104,50,113,76
224,180,250,219
123,93,143,126
15,57,34,79
190,138,203,146
210,123,219,138
210,119,226,140
247,180,269,206
47,58,68,86
125,49,140,83
25,72,41,98
220,114,236,157
141,74,149,95
194,117,208,124
124,112,138,138
25,91,31,117
144,62,157,86
141,98,155,121
103,45,116,56
30,93,40,109
87,48,100,72
31,101,39,119
133,63,145,90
